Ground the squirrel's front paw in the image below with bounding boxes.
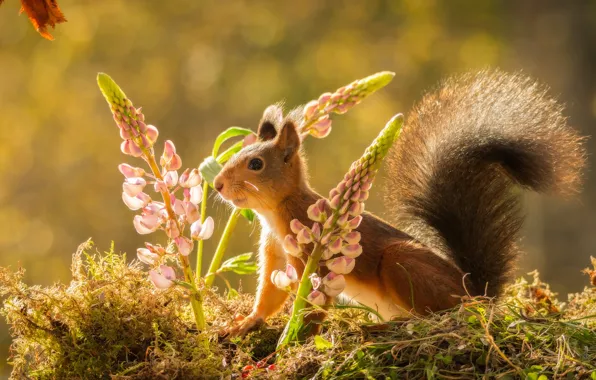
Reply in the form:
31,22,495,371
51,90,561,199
224,313,265,337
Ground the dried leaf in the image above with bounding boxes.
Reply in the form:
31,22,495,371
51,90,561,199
19,0,67,40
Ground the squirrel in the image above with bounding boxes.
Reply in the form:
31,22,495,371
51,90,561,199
213,70,585,336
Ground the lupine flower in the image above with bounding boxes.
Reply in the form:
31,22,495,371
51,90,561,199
190,216,214,240
299,71,395,139
149,265,177,289
271,264,299,289
123,177,147,197
189,185,203,205
161,140,182,171
307,290,326,306
280,114,403,302
119,163,145,178
163,170,178,188
134,214,160,234
179,168,202,188
137,248,159,265
175,236,194,256
122,192,151,211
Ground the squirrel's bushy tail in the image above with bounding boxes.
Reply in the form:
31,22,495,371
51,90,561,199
384,70,585,297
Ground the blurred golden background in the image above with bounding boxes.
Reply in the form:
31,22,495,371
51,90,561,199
1,0,595,373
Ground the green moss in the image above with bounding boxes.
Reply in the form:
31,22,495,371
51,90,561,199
1,241,596,379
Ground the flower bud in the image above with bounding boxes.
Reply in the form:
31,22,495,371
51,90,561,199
149,270,173,289
145,242,166,255
184,202,200,224
339,200,350,215
154,180,168,194
318,92,332,105
167,154,182,171
303,100,319,120
122,192,151,210
271,265,298,289
162,140,176,161
133,214,160,234
307,203,324,222
328,236,343,254
326,256,355,274
321,249,335,260
189,185,203,205
172,198,185,215
123,177,147,197
322,272,346,297
323,215,335,229
191,216,214,240
348,202,363,216
165,219,180,239
179,168,202,188
320,231,333,245
307,290,326,306
329,188,340,199
290,219,306,235
137,248,159,265
282,235,302,257
310,123,332,139
296,228,312,245
348,215,363,229
175,236,194,256
164,171,179,188
341,243,362,258
118,163,145,178
285,264,298,282
311,223,321,240
342,231,361,244
149,265,177,289
336,213,349,228
121,139,143,157
145,125,159,145
329,194,342,210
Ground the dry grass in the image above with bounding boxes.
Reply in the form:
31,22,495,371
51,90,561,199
1,241,595,379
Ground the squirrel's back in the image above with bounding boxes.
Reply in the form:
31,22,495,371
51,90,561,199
384,70,585,296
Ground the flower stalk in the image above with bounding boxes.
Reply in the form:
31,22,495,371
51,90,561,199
277,113,404,347
204,207,242,287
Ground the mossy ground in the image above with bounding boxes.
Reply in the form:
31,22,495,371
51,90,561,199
1,241,595,379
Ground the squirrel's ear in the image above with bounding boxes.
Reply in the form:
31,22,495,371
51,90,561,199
277,120,301,163
257,105,283,141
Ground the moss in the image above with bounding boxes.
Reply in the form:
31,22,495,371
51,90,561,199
1,241,596,379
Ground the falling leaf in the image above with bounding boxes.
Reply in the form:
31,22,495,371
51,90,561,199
19,0,67,40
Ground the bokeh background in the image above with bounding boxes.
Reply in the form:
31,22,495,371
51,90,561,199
1,0,595,374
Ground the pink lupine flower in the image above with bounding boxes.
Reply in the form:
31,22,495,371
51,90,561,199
145,125,159,144
283,235,302,257
184,202,200,224
134,214,160,234
328,237,343,254
118,163,145,178
347,215,363,229
321,272,346,297
175,236,194,256
163,170,179,188
326,256,355,274
341,244,363,259
172,198,186,216
154,180,168,193
122,192,151,211
121,139,143,157
290,219,306,235
161,140,182,171
149,265,177,289
123,177,147,197
189,185,203,205
165,219,181,239
190,216,214,240
271,264,299,289
179,168,202,188
296,228,313,245
307,290,326,306
342,231,361,244
137,248,159,265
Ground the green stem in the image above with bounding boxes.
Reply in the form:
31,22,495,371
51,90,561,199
204,207,241,287
195,181,210,279
277,243,324,347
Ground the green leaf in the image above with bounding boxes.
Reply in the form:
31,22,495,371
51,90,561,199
314,335,333,351
240,208,256,223
212,127,254,157
199,156,223,186
227,288,239,300
216,140,245,164
590,371,596,380
173,280,196,291
218,252,257,275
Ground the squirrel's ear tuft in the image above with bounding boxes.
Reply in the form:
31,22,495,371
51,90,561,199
257,104,283,141
277,119,301,163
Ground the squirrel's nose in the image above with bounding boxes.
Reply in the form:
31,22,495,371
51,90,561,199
214,178,224,192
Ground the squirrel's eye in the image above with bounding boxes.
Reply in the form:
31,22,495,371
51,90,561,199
248,158,264,171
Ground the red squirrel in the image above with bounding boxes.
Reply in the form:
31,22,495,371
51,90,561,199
214,70,585,336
